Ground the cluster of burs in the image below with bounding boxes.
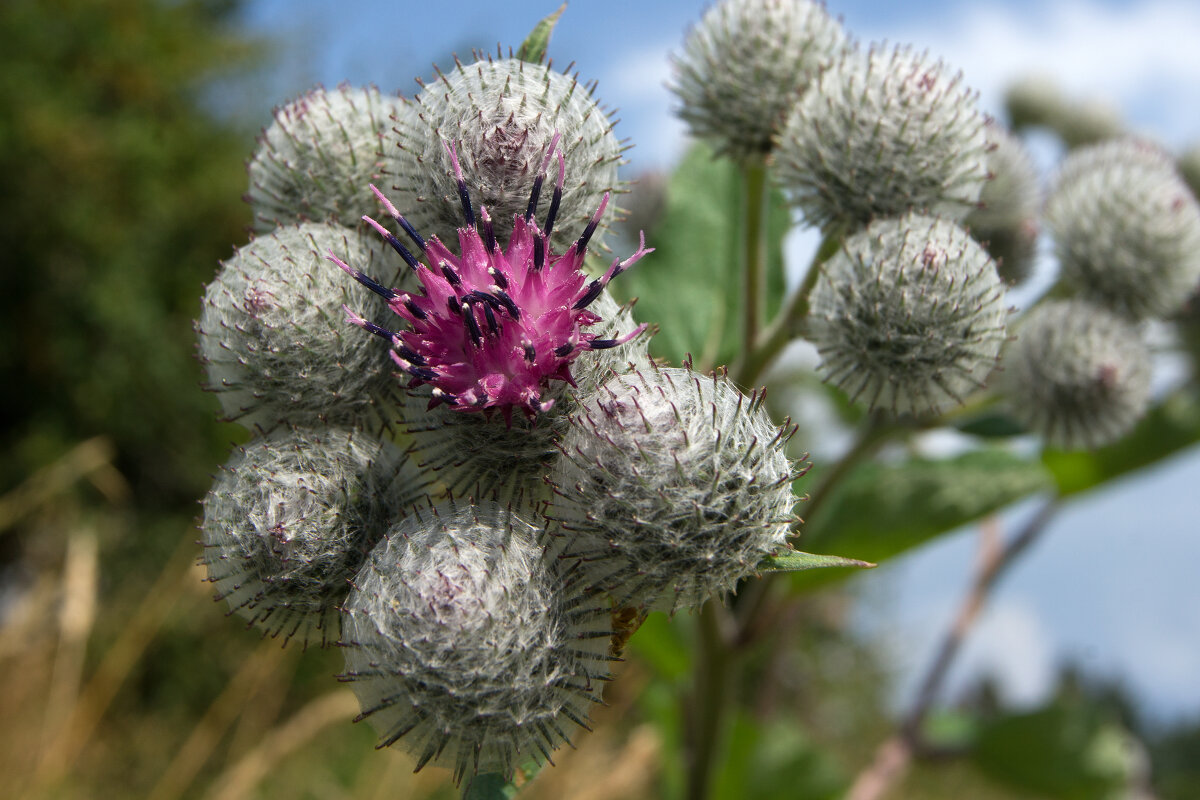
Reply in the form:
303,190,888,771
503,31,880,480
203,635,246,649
194,50,800,781
675,0,1200,446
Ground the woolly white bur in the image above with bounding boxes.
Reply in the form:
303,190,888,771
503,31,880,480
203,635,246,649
809,214,1008,416
402,291,651,502
776,45,989,232
200,428,424,648
1003,300,1151,450
965,123,1042,287
1045,139,1200,320
247,85,411,232
340,500,614,783
393,57,626,252
670,0,847,162
548,367,803,614
196,223,411,432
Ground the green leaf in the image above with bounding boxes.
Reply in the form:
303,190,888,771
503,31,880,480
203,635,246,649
954,410,1027,438
1043,388,1200,497
514,4,565,64
972,705,1137,799
759,551,875,573
801,449,1052,565
612,142,791,369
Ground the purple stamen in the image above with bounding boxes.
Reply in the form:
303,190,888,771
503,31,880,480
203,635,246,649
370,184,425,251
363,215,421,272
442,140,475,228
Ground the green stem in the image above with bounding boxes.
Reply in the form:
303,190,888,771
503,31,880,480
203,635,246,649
685,601,735,800
732,231,840,388
741,161,769,361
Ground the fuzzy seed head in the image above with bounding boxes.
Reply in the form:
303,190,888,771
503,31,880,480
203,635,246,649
777,45,990,232
393,59,625,252
966,123,1042,286
809,214,1008,415
200,428,421,647
247,85,411,232
670,0,847,163
196,223,409,431
549,367,800,614
1003,300,1151,449
341,500,612,782
1046,139,1200,319
335,141,650,423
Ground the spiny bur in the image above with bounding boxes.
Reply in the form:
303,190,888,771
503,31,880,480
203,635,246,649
196,222,411,432
549,366,802,615
339,499,614,783
1003,299,1151,450
247,85,412,232
670,0,847,163
808,213,1008,416
776,44,989,233
200,427,422,648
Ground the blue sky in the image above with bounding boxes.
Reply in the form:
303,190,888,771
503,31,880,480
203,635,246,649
237,0,1200,722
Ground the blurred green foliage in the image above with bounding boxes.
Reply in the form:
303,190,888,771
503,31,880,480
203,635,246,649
0,0,254,510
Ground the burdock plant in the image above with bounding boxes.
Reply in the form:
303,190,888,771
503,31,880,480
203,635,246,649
194,6,1193,799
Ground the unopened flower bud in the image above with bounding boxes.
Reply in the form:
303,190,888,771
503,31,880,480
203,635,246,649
1046,139,1200,319
670,0,847,163
966,123,1041,286
777,45,989,232
340,500,612,782
393,58,625,252
247,85,411,232
1003,299,1151,449
809,213,1008,415
549,366,801,614
196,223,409,431
201,427,421,647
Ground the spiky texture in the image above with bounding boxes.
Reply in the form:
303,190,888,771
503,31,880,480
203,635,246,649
200,427,422,647
776,45,989,232
1045,139,1200,319
246,85,411,232
391,58,625,252
966,123,1041,286
670,0,847,163
340,500,613,782
1003,300,1151,449
196,223,409,431
333,139,650,422
549,366,800,614
402,290,651,503
809,214,1008,415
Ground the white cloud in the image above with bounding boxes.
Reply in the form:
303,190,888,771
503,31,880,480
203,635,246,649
877,0,1200,147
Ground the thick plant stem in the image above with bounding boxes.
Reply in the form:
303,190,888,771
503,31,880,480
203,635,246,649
685,601,735,800
845,499,1061,800
741,161,769,359
732,231,839,389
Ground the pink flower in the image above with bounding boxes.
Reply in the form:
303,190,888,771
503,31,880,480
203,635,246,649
330,135,650,422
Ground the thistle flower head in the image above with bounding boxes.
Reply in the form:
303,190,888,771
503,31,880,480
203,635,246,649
332,136,651,422
549,366,802,614
809,213,1008,415
777,44,990,232
340,500,612,782
200,427,421,648
670,0,847,163
1003,299,1151,449
1045,138,1200,319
